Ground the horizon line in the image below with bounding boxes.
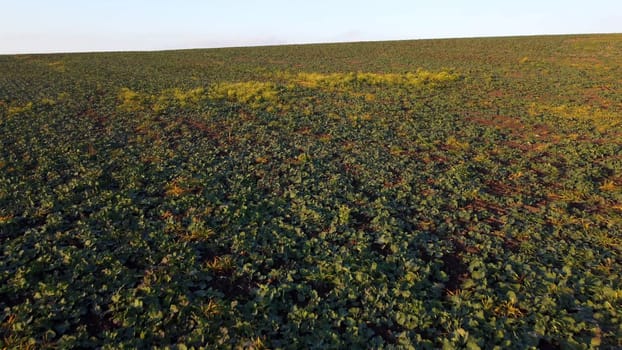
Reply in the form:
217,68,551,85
2,31,620,56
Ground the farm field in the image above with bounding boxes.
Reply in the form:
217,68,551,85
1,34,622,349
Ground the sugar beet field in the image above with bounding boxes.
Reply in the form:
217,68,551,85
1,34,622,349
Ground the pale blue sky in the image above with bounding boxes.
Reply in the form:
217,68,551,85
1,0,620,54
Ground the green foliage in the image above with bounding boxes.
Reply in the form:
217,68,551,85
1,34,622,349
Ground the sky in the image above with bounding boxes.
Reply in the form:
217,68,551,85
1,0,621,54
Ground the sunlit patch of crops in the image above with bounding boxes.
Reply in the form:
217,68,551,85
39,97,56,106
208,81,278,108
116,70,459,113
347,113,373,123
444,135,470,151
117,87,145,112
6,102,33,117
527,102,622,131
56,92,70,101
152,87,205,112
287,69,458,90
118,86,207,113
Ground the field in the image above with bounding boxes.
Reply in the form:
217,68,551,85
1,34,621,349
